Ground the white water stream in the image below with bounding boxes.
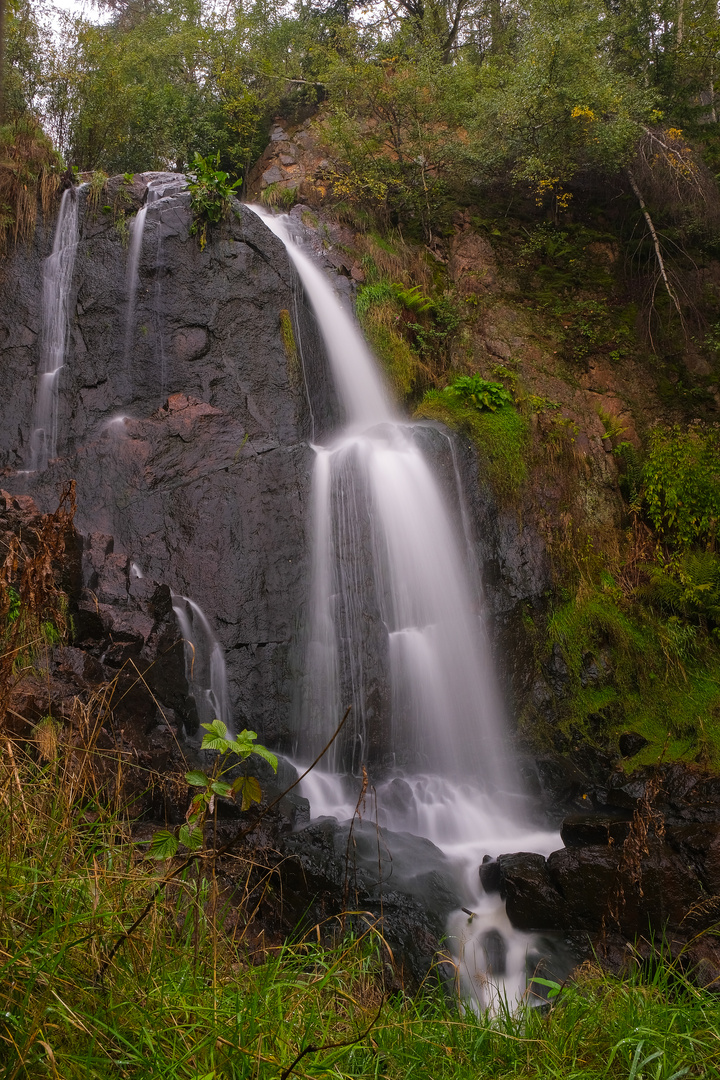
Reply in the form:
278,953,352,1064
28,186,83,471
171,593,232,737
123,175,187,377
250,205,558,1010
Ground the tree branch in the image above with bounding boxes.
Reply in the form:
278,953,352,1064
626,166,684,324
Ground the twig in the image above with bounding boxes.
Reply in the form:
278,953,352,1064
279,993,385,1080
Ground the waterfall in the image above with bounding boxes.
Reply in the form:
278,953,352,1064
171,593,232,736
28,186,82,472
123,175,187,382
249,205,558,1010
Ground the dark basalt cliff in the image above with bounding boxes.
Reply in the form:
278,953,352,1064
0,180,331,746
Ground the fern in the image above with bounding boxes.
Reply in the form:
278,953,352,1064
640,551,720,626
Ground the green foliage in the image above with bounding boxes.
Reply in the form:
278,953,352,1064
187,152,240,251
615,440,645,512
260,182,297,209
5,587,20,624
444,375,514,412
642,551,720,629
279,308,299,376
473,0,653,207
149,720,277,861
0,119,62,255
542,580,720,765
642,424,720,549
326,48,478,238
391,282,435,314
3,736,720,1078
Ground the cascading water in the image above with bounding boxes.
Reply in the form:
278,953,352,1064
250,205,558,1010
28,186,83,472
171,593,232,736
123,175,187,378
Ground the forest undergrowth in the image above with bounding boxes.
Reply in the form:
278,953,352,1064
1,735,720,1079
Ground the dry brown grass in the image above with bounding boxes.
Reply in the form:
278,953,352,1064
0,119,62,256
0,482,76,733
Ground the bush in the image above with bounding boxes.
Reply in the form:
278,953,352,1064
642,424,720,549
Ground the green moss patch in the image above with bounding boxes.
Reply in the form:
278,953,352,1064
416,393,529,499
545,589,720,767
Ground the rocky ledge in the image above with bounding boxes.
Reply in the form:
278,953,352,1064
483,763,720,986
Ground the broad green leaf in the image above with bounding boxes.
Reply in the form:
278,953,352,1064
201,719,231,751
250,744,278,772
211,781,233,798
231,729,258,758
179,823,204,851
531,976,563,999
202,719,229,740
233,728,258,746
233,775,262,810
201,734,231,752
185,770,209,787
149,830,178,860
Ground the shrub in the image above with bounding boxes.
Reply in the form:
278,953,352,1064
642,424,720,549
187,152,240,250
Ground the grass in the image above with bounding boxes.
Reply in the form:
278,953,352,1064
0,118,63,255
2,735,720,1079
544,587,720,766
2,501,720,1079
356,284,428,400
2,732,720,1079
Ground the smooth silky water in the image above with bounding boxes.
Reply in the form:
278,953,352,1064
171,593,232,738
27,186,84,472
123,175,188,381
249,205,559,1011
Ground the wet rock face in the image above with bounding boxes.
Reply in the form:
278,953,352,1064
485,764,720,967
0,185,329,747
279,818,462,984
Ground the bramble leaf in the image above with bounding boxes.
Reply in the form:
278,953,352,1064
186,770,209,787
201,719,230,751
149,830,178,860
232,775,262,810
250,744,278,772
179,823,204,851
211,781,233,798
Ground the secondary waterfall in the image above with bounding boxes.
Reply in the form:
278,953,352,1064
171,593,232,736
250,206,557,1010
123,174,187,377
28,186,82,472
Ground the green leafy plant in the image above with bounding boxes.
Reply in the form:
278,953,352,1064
445,374,513,412
390,282,434,314
642,424,720,549
86,169,108,214
149,720,277,860
4,586,20,625
187,152,241,251
641,551,720,628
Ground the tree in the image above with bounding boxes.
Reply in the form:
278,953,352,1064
471,0,653,213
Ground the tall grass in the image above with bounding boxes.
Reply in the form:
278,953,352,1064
1,731,719,1079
